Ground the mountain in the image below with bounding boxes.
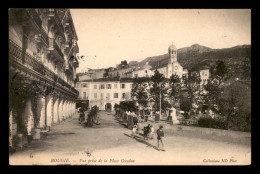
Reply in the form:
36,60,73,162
178,44,213,54
131,44,251,80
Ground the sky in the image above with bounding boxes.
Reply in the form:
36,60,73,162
70,9,251,71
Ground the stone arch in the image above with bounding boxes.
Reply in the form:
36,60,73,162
105,103,112,112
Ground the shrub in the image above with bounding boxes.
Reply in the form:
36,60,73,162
198,117,226,129
228,111,251,132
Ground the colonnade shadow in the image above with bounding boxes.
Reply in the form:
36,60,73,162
123,133,160,151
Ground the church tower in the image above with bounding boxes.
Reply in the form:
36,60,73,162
168,42,177,63
167,42,181,78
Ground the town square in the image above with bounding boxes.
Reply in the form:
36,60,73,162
9,9,251,165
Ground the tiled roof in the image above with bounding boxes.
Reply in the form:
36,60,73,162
132,68,145,72
80,77,134,83
81,77,120,82
120,78,134,82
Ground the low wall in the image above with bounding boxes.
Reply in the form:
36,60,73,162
138,122,251,146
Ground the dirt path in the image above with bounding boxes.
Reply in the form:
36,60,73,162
9,111,251,165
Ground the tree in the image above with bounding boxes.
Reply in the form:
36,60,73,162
203,76,224,116
150,70,168,114
210,60,228,81
218,81,251,131
182,71,203,118
131,78,150,109
242,56,251,80
203,60,228,118
168,74,182,107
119,101,138,112
179,96,192,119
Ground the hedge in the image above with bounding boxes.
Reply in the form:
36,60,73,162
198,117,226,129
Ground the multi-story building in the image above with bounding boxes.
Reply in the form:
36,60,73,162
9,9,79,147
199,69,210,84
75,78,133,111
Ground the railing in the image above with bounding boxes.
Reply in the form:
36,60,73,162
9,39,79,96
9,40,23,64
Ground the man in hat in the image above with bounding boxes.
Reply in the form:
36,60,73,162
157,125,165,151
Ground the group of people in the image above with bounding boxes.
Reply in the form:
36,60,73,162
143,124,154,140
131,124,165,151
78,106,100,127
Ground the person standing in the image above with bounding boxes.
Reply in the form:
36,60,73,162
143,124,150,140
150,125,154,139
157,125,165,151
131,125,137,138
133,116,138,126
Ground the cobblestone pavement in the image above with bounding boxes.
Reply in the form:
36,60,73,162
9,111,251,165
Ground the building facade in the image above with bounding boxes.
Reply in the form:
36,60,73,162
199,69,210,84
88,69,106,79
108,67,134,78
75,78,133,111
131,68,154,78
9,9,79,147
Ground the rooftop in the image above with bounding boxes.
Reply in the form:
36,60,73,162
80,77,134,83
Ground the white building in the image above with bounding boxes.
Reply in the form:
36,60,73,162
75,78,133,111
199,69,210,84
131,68,154,78
153,43,188,78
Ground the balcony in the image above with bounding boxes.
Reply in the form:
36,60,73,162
54,41,64,58
9,39,79,96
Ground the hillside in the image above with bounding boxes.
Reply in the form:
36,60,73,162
129,44,251,79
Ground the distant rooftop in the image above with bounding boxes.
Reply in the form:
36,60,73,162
80,77,134,83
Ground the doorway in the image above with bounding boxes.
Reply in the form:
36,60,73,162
105,103,112,112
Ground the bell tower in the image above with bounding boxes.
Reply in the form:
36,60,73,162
168,42,177,63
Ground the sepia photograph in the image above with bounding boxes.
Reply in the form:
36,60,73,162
9,8,251,165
